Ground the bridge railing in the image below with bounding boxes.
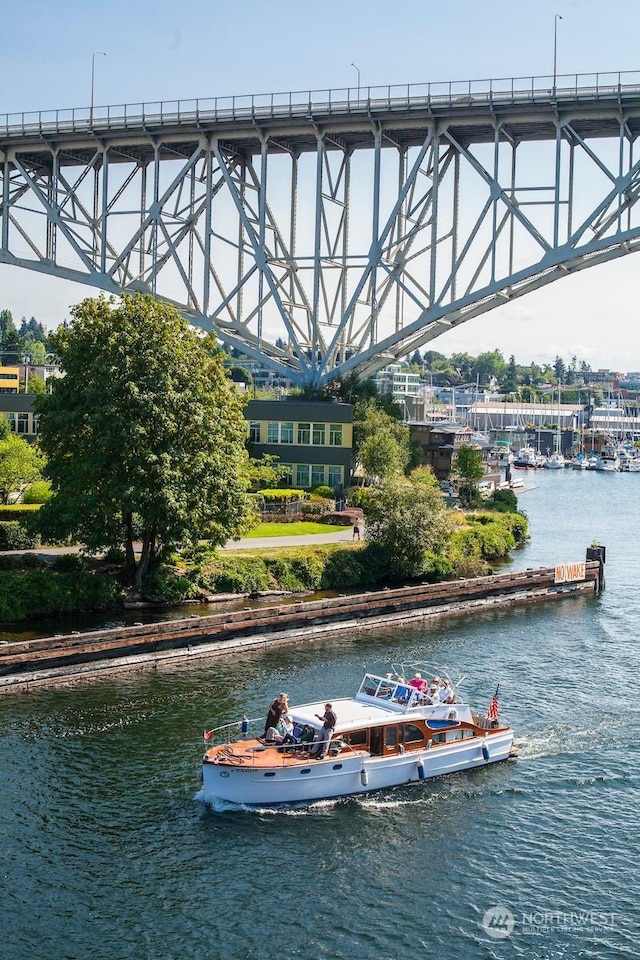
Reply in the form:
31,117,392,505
2,70,640,137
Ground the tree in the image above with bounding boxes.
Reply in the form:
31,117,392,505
363,476,452,580
353,399,412,480
452,444,485,507
0,433,45,503
36,294,255,590
360,432,405,483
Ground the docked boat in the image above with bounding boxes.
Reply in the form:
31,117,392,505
594,443,620,472
201,668,514,806
513,446,538,468
545,451,566,469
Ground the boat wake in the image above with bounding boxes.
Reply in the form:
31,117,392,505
193,787,344,815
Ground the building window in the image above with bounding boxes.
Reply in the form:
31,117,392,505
6,413,16,432
280,421,293,444
17,414,29,435
248,421,261,443
296,464,310,488
329,423,343,446
311,465,325,487
312,423,325,445
328,466,342,487
297,422,310,445
267,422,279,443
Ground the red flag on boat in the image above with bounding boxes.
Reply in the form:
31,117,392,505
486,685,500,720
203,730,212,742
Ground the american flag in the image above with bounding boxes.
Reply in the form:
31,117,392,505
486,685,500,720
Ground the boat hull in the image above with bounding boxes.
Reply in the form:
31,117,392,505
201,731,514,806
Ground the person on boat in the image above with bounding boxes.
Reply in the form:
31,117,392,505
309,703,337,759
266,712,297,747
408,672,427,692
438,680,454,704
263,692,289,737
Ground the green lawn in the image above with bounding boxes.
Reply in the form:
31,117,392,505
244,521,348,538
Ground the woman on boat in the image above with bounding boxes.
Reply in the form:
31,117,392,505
263,692,289,737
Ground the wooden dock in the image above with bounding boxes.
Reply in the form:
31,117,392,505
0,557,602,691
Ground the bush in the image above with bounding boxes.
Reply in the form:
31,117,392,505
0,520,40,550
485,488,518,513
143,568,201,602
22,482,53,504
0,570,122,622
51,554,91,573
0,505,41,521
198,556,272,595
310,485,335,500
319,512,353,526
321,547,374,589
259,488,307,503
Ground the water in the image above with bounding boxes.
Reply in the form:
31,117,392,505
1,469,639,959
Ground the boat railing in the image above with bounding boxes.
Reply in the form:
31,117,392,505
203,716,263,745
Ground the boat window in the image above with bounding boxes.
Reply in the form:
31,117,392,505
376,681,395,700
402,724,425,744
392,684,411,706
370,727,383,756
446,730,464,742
347,729,367,746
462,729,476,739
361,675,380,697
264,771,276,777
385,726,397,750
332,764,343,770
432,733,445,743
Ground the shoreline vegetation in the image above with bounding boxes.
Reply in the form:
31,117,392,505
0,504,528,626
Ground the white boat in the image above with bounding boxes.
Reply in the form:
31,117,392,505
545,451,566,469
513,446,538,468
201,668,514,806
594,443,620,472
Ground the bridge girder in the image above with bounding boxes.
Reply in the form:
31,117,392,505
2,76,640,384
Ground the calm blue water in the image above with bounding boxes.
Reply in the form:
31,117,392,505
1,468,638,959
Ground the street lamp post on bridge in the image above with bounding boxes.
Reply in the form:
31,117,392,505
553,14,563,93
90,51,107,126
351,63,361,101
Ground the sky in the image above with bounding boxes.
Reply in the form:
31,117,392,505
1,0,640,371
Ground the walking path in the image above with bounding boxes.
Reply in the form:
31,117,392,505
4,527,360,558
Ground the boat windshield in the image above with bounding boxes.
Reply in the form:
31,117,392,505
357,673,413,708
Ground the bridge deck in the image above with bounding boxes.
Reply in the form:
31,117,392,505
3,72,640,164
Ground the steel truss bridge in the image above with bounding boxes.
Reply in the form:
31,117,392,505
3,70,640,386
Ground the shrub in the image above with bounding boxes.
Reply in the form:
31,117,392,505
0,570,122,622
319,512,353,526
321,547,374,589
22,482,53,504
0,505,41,521
51,554,90,574
143,568,201,602
197,556,271,595
485,488,518,513
258,488,307,503
0,520,40,550
310,485,334,500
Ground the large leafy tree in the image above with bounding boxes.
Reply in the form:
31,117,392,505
452,444,485,507
36,294,254,589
